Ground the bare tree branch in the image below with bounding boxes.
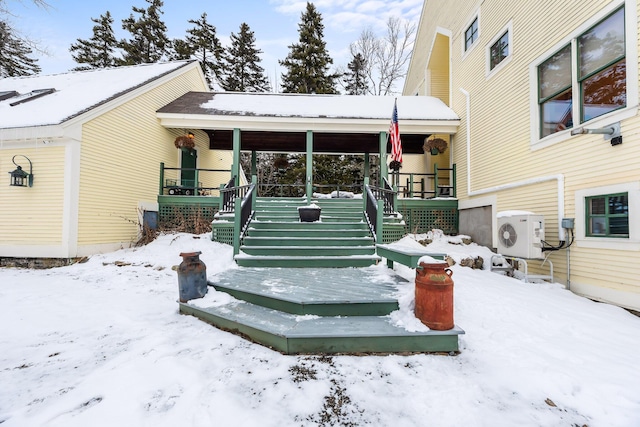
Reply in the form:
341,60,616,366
348,17,416,96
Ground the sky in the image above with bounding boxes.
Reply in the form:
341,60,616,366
1,231,639,426
6,0,424,89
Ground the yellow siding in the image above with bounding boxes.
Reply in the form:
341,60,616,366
0,146,65,244
77,67,207,246
407,0,640,308
427,33,451,103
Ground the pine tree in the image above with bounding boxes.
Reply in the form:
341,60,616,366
343,53,368,95
180,12,224,88
0,20,41,77
220,23,269,92
69,11,118,71
169,38,193,61
119,0,170,65
279,2,338,94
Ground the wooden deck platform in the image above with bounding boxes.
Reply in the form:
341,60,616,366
180,267,464,354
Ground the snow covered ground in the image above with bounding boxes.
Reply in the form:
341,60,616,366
1,232,639,427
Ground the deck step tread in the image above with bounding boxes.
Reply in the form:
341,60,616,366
180,301,464,354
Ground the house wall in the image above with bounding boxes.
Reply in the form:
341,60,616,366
0,145,67,257
406,0,640,310
76,66,209,255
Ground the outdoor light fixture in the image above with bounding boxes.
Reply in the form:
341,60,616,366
8,155,33,187
570,122,622,145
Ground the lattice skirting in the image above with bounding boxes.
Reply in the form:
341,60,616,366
159,204,219,230
382,224,405,243
398,207,458,235
211,221,235,245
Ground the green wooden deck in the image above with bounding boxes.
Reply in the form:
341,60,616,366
180,267,464,354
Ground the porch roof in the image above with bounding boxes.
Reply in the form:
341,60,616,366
157,92,460,154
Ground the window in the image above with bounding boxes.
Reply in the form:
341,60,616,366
579,7,626,122
537,6,626,137
465,18,478,51
490,31,509,70
538,45,572,137
586,193,629,237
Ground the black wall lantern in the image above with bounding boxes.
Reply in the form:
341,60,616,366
9,155,33,187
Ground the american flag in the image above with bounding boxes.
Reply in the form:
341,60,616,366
389,99,402,164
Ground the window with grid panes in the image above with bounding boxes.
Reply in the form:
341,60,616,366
586,193,629,237
538,6,626,137
465,18,478,51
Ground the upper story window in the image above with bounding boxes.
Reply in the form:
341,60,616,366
489,31,509,70
539,44,572,137
465,18,478,51
579,7,626,122
586,192,629,237
537,6,626,138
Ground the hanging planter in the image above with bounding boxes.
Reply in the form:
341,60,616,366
174,132,196,150
424,137,447,155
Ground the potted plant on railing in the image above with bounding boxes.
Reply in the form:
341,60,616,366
298,203,321,222
423,137,447,155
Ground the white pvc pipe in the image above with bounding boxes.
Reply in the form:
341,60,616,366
459,87,566,240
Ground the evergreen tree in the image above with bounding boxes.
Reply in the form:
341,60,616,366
169,38,193,61
119,0,170,65
343,53,368,95
180,12,224,88
69,11,118,71
0,20,41,77
279,2,338,94
220,23,270,92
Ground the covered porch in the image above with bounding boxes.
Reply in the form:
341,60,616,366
155,92,460,239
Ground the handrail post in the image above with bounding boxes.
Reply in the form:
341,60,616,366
194,169,199,195
251,175,257,211
376,199,384,243
434,164,439,198
219,184,225,211
159,162,164,196
233,197,241,256
452,164,457,198
409,173,414,198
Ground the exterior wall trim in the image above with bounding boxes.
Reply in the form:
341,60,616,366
574,181,640,251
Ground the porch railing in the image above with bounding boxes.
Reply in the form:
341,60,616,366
230,182,256,255
159,163,231,196
364,182,396,242
368,178,396,215
397,164,457,199
220,176,239,212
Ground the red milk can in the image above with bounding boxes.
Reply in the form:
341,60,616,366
415,261,454,330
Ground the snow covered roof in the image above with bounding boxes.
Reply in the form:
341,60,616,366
0,61,196,130
157,92,460,134
202,92,459,120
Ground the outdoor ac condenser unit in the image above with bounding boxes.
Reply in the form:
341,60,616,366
496,213,544,259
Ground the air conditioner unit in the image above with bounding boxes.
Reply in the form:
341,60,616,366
496,213,544,259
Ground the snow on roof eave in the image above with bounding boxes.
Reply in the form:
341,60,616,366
0,61,198,130
156,112,460,134
0,124,65,143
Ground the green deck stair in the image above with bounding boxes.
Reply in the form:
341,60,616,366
235,197,381,268
180,267,464,354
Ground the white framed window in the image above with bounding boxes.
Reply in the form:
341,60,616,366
465,17,478,51
462,11,481,60
531,0,638,148
575,181,640,251
486,21,512,78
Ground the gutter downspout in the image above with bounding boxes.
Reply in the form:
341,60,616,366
458,87,566,240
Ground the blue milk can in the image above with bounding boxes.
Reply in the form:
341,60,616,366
177,251,208,302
